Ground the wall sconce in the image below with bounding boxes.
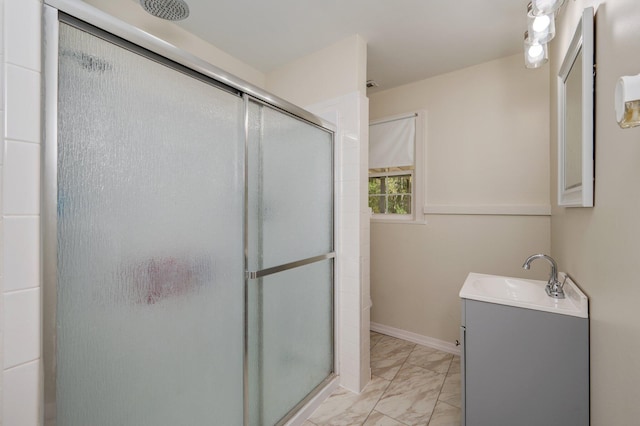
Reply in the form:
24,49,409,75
524,31,548,69
615,74,640,129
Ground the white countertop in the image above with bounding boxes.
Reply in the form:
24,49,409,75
460,272,589,318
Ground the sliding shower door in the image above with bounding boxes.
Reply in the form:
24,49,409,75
47,8,336,426
246,100,335,425
52,22,244,425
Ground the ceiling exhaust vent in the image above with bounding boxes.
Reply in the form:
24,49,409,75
366,80,379,88
140,0,190,21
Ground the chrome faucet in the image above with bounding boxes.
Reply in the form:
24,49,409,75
522,254,565,299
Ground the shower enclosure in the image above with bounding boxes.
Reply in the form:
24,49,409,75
43,6,335,426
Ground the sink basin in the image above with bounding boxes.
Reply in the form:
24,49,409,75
470,276,545,303
460,272,588,318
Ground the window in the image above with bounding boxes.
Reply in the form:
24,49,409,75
368,167,413,214
368,112,424,221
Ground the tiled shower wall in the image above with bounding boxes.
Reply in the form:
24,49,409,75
2,0,43,424
308,91,370,393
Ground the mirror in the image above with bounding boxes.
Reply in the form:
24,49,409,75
558,7,594,207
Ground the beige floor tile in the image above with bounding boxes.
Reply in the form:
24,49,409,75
371,335,416,380
372,335,416,357
363,410,407,426
405,345,453,374
309,376,390,426
427,401,460,426
448,356,460,374
371,353,409,381
438,371,460,409
306,334,462,426
371,331,385,348
374,363,446,425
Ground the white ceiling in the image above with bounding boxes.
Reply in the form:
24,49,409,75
104,0,533,93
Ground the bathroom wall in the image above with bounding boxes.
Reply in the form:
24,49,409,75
368,54,552,346
550,0,640,424
266,35,367,107
2,0,43,424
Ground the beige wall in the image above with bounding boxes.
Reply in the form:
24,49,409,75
550,1,640,424
371,216,551,341
370,54,550,207
368,54,551,344
267,35,367,106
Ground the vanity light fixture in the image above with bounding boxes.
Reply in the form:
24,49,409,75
527,3,555,44
615,74,640,129
524,31,548,69
523,1,564,69
531,0,566,16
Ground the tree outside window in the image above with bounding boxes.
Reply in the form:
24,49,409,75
368,167,413,214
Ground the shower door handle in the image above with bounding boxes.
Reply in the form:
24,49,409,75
246,252,335,280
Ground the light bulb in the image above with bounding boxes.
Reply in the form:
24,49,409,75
527,10,555,43
532,15,551,33
532,0,565,16
528,44,544,60
524,31,548,69
527,2,556,43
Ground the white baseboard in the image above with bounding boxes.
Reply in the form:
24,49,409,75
370,322,461,356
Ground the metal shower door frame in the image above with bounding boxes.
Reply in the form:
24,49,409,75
243,95,336,425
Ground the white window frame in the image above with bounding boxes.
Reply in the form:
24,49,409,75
369,111,425,223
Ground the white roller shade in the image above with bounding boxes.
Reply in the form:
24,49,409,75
369,116,415,169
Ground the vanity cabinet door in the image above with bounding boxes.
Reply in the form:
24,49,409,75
462,299,589,426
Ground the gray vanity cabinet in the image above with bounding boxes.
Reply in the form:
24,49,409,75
460,299,589,426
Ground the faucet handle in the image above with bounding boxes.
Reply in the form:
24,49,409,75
546,275,567,299
559,274,568,289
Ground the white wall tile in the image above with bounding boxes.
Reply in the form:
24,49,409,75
4,0,41,72
339,371,359,392
340,306,359,327
338,337,359,361
339,255,359,279
3,141,40,215
3,217,39,292
338,228,359,257
4,288,40,369
339,354,359,377
3,360,40,426
339,163,359,183
339,181,360,214
5,65,41,143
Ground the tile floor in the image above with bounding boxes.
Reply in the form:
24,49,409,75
305,331,461,426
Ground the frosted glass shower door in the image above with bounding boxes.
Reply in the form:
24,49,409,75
247,100,335,425
52,22,244,425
